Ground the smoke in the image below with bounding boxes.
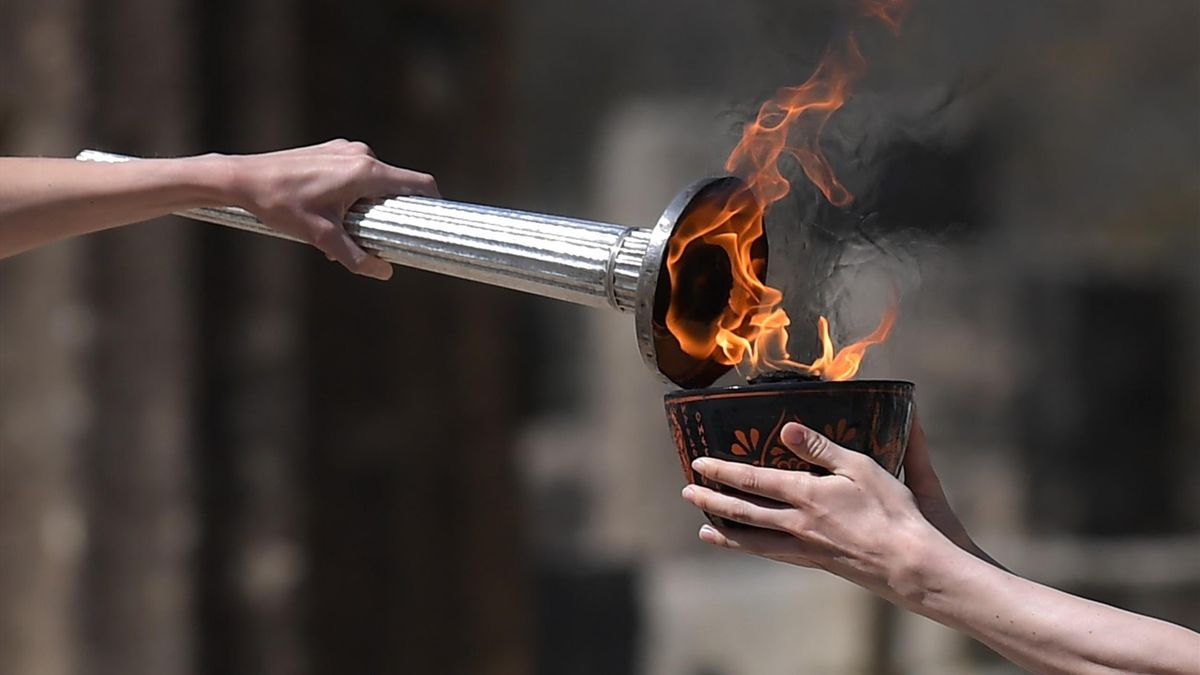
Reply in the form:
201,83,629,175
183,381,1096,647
727,0,999,360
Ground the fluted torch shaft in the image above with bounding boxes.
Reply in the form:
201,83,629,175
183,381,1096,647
76,149,652,311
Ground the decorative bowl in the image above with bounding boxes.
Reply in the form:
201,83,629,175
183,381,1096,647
664,378,915,527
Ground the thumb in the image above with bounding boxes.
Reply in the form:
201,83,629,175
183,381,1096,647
780,423,855,474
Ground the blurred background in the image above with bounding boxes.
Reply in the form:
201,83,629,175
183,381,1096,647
1,0,1197,673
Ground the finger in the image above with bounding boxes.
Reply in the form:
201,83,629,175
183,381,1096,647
698,524,821,568
370,162,440,198
312,218,393,281
780,422,863,476
690,457,810,505
681,484,792,532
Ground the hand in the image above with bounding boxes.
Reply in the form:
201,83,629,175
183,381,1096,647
682,422,1200,674
224,139,440,280
680,421,957,606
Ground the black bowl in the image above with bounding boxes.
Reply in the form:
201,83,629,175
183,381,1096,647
664,379,914,528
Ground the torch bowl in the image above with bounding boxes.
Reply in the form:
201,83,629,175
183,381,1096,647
664,379,914,528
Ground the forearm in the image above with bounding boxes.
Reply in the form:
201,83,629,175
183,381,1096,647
0,156,234,257
684,428,1200,674
910,540,1200,675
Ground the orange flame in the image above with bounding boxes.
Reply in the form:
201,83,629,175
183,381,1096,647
664,1,910,381
663,188,772,368
726,35,867,210
858,0,913,36
809,307,896,380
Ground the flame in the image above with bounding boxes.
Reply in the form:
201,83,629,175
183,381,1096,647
858,0,913,35
725,35,867,210
663,187,771,368
663,1,910,381
809,307,896,380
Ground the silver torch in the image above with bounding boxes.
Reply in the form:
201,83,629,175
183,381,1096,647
76,149,766,389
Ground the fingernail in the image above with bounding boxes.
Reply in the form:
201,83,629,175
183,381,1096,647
782,422,807,445
681,484,695,498
691,457,711,472
368,260,392,281
699,524,725,545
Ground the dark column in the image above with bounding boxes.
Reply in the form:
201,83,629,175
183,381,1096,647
296,2,533,674
80,0,199,673
0,4,89,673
193,1,309,674
1021,280,1184,536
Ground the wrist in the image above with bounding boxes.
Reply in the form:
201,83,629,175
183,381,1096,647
885,519,977,612
902,532,1003,632
175,153,241,209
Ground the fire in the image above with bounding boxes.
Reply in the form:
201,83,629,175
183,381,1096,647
664,0,909,381
809,309,896,380
663,186,771,368
726,35,867,210
858,0,913,35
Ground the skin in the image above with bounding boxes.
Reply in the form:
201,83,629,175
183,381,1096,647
681,418,1200,674
0,139,439,279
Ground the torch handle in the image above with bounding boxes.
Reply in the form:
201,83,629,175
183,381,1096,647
76,149,650,311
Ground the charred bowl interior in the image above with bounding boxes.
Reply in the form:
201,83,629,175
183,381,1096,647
664,376,915,528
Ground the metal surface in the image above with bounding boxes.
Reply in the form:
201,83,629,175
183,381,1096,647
77,149,649,311
634,177,725,381
76,149,753,387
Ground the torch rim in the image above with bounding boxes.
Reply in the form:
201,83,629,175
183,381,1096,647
634,175,759,389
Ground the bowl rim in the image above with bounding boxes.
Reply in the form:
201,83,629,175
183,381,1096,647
663,378,914,402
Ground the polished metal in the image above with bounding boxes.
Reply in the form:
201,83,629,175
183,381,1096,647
75,149,746,387
634,177,717,380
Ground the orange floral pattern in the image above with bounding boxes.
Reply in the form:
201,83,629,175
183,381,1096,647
764,412,808,470
731,428,760,457
668,410,693,482
767,443,807,470
823,419,858,445
722,416,887,472
869,433,905,473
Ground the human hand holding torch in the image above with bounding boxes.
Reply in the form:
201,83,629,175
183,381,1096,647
0,139,438,280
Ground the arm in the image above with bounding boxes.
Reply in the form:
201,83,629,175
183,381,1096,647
680,420,1200,675
0,139,439,279
920,543,1200,675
